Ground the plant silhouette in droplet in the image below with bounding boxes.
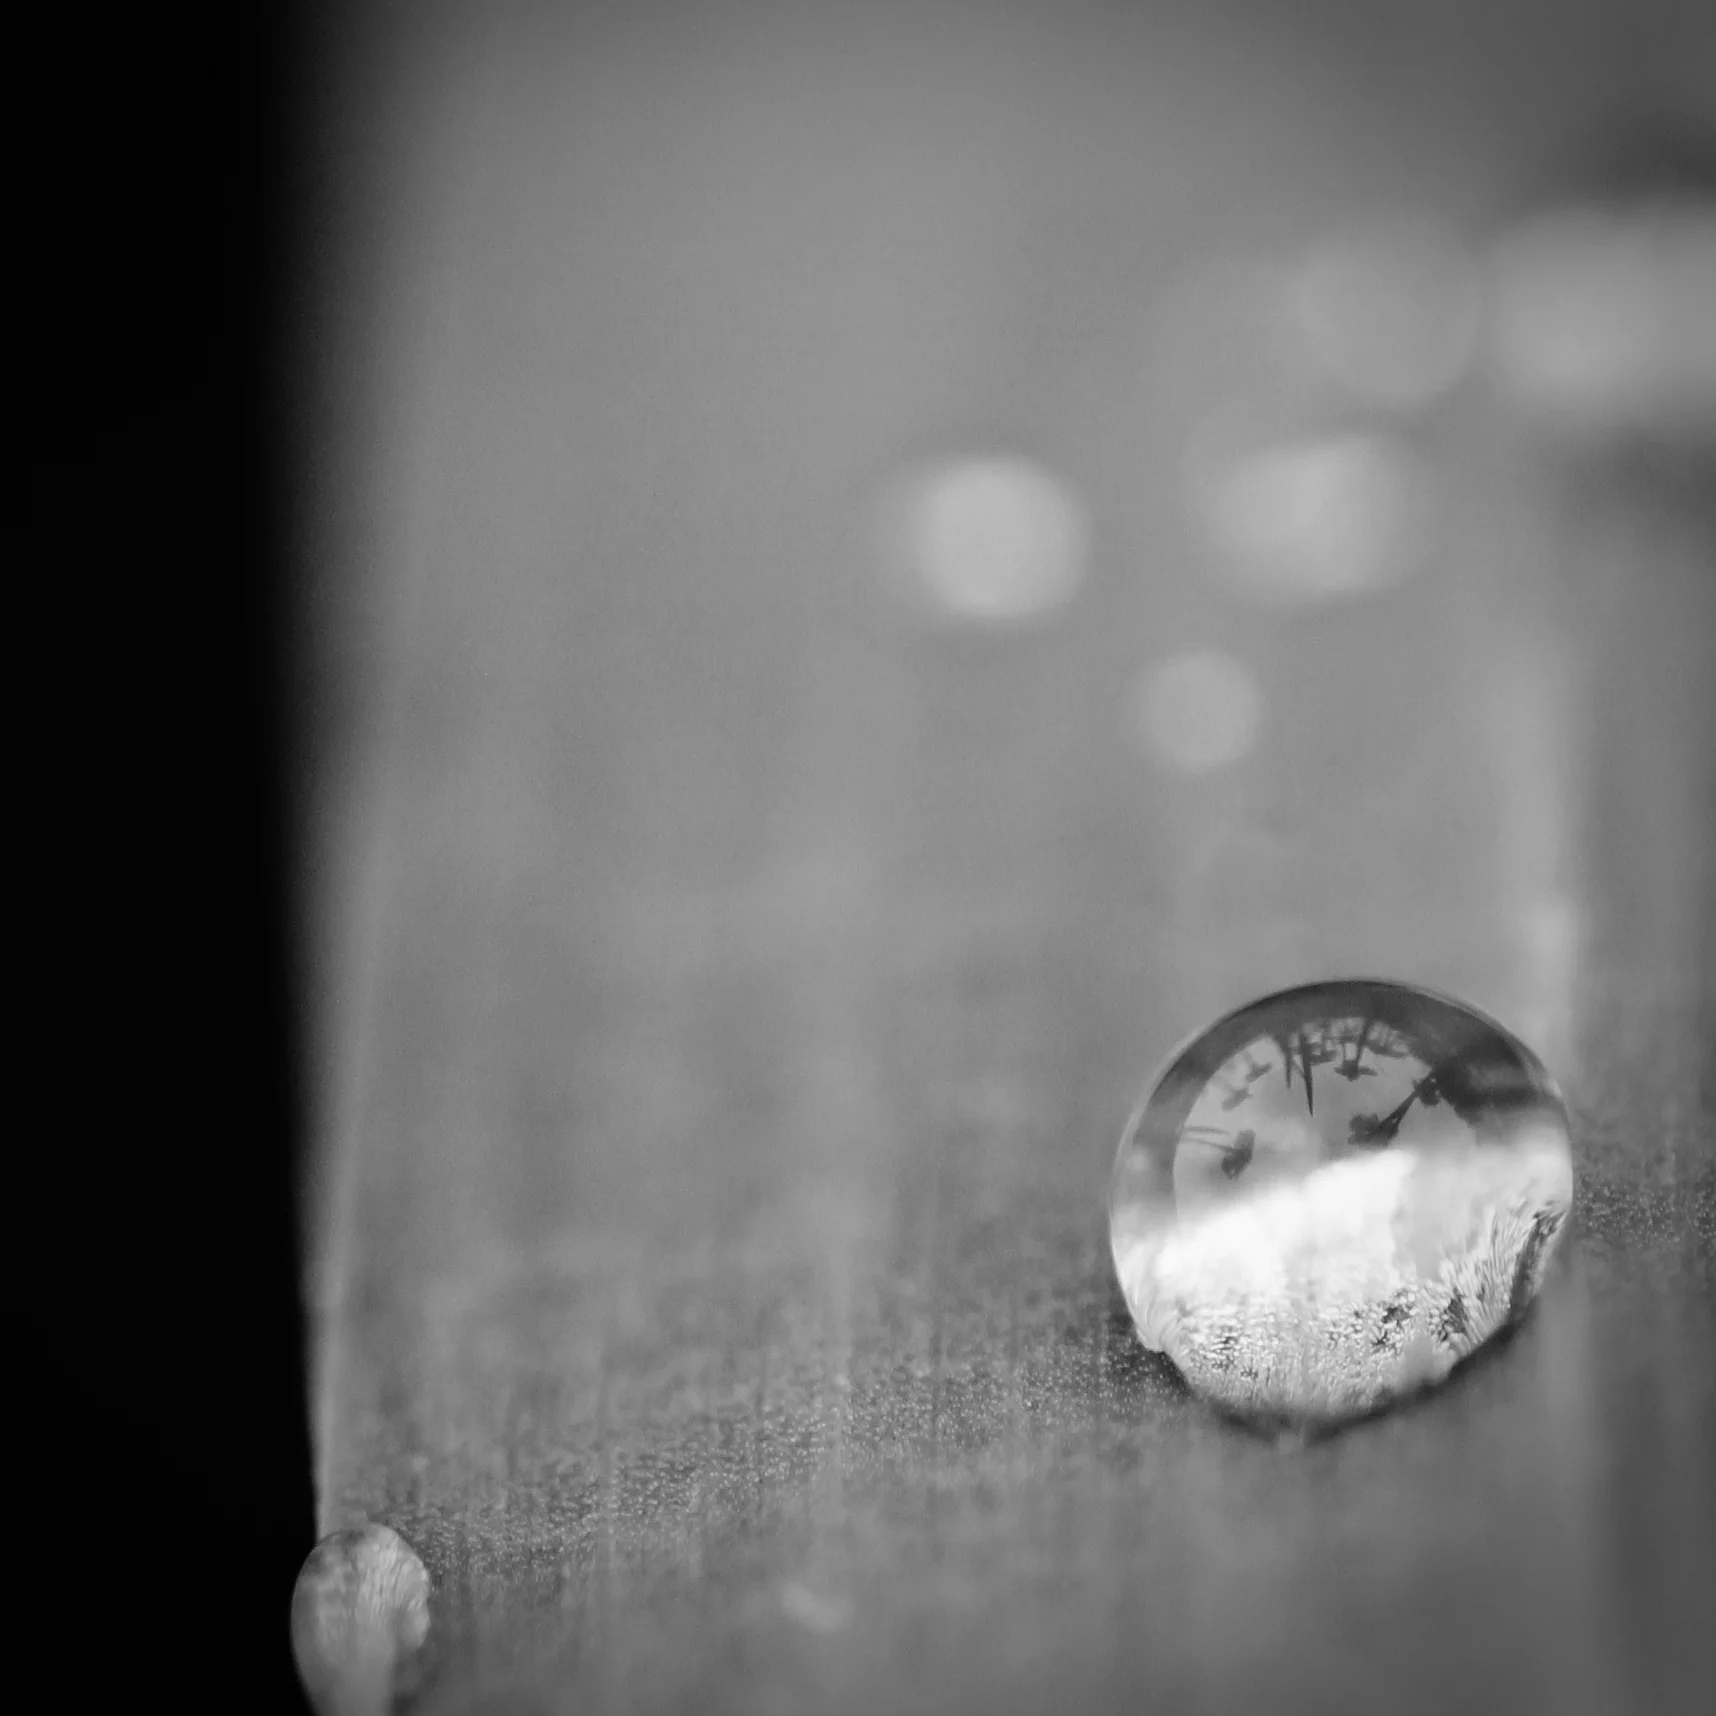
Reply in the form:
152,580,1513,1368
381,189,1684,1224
1349,1071,1443,1147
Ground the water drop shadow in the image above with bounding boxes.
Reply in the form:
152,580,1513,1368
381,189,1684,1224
1101,1277,1191,1408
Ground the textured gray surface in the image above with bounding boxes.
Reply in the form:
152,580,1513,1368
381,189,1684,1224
317,948,1716,1716
302,4,1716,1711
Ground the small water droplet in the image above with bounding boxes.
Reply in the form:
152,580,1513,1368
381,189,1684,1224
291,1525,431,1716
1110,979,1574,1424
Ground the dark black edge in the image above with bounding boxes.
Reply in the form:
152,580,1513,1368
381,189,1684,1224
24,3,319,1707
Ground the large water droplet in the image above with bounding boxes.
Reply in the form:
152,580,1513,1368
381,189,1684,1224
1110,980,1573,1424
291,1525,431,1716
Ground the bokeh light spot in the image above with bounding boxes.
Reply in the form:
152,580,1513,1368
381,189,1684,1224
890,455,1089,624
1288,220,1481,409
1487,204,1716,434
1190,425,1434,604
1135,648,1263,775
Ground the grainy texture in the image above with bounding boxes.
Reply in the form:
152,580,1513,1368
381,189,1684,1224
301,4,1716,1712
316,947,1716,1716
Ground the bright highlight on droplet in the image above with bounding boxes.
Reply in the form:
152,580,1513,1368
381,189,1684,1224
1191,426,1434,604
1288,221,1481,409
890,455,1088,623
1136,648,1263,775
1486,204,1716,434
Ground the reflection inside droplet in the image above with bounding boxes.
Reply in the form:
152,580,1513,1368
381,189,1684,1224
1110,980,1574,1424
292,1525,431,1716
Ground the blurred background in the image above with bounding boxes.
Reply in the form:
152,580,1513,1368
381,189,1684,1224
25,0,1715,1710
